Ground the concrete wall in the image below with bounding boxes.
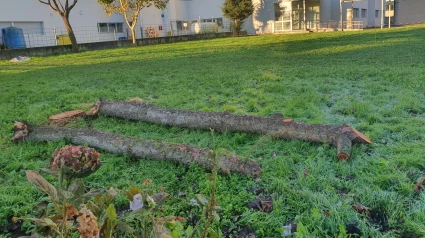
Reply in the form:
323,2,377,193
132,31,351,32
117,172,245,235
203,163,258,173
320,0,333,21
367,0,382,27
395,0,425,25
0,32,233,60
188,0,224,20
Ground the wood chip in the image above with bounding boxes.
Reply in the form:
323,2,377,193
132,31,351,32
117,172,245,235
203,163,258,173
49,110,85,120
128,97,145,103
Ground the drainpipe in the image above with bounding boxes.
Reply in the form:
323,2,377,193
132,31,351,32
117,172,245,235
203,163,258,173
303,0,306,30
351,1,354,26
381,0,384,28
388,1,391,28
340,0,343,30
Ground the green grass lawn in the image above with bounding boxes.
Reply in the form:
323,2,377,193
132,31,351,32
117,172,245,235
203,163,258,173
1,24,425,237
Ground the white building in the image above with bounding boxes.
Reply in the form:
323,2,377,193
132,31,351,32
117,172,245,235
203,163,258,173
0,0,229,48
246,0,384,34
0,0,394,48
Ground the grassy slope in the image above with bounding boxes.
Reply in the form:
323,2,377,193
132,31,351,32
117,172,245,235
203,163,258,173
1,25,425,237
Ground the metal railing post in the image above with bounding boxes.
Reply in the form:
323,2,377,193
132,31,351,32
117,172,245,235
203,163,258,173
53,27,57,45
388,2,391,28
27,33,31,48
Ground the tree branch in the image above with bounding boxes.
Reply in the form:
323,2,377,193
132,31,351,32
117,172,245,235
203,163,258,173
51,0,64,15
68,0,78,11
56,0,66,12
38,0,59,13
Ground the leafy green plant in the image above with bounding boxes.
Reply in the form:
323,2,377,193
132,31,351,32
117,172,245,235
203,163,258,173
120,185,176,237
14,145,103,237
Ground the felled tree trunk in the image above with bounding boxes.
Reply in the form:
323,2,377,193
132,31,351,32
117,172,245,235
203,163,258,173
11,122,260,177
89,99,371,160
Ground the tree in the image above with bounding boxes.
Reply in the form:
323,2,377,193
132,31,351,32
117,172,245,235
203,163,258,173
98,0,168,45
221,0,254,36
38,0,79,53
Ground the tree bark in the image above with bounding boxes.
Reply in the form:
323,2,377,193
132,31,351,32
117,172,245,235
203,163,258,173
11,122,260,177
233,19,240,37
62,15,79,53
130,27,137,45
89,99,372,159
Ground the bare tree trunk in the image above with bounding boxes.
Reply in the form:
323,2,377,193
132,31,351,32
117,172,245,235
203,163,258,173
11,122,261,177
131,26,137,45
89,99,371,159
233,19,239,36
62,15,79,53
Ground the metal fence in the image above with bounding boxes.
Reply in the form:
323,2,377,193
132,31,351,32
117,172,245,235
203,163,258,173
272,20,364,33
319,20,364,30
0,22,233,49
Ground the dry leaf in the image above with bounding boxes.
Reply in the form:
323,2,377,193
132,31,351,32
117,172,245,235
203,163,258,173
65,204,79,219
415,177,425,192
352,203,370,215
77,207,99,238
143,179,152,186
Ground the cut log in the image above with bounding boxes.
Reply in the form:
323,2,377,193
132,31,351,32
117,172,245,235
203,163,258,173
89,99,371,160
336,134,351,160
11,122,260,177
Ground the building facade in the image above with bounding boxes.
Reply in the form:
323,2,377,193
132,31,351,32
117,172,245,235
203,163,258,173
0,0,229,47
1,0,421,48
394,0,425,25
246,0,384,34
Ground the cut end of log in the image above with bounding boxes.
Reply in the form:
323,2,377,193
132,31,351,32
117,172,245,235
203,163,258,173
341,125,372,144
86,100,102,116
11,121,29,142
337,153,350,160
336,134,352,160
282,118,293,123
350,127,372,144
49,110,85,120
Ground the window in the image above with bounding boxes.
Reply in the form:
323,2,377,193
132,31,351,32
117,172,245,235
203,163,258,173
375,10,380,18
194,18,223,27
0,21,45,34
353,8,359,18
97,23,124,33
177,21,189,30
361,9,367,18
213,18,223,27
98,23,108,33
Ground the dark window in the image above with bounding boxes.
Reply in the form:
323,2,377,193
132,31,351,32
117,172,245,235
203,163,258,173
353,8,359,18
98,23,124,33
98,23,108,33
361,9,367,18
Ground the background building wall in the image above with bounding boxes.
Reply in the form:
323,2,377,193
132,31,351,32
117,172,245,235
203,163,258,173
0,0,136,46
395,0,425,25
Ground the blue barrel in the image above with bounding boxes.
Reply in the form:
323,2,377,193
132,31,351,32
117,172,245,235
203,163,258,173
1,27,26,49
